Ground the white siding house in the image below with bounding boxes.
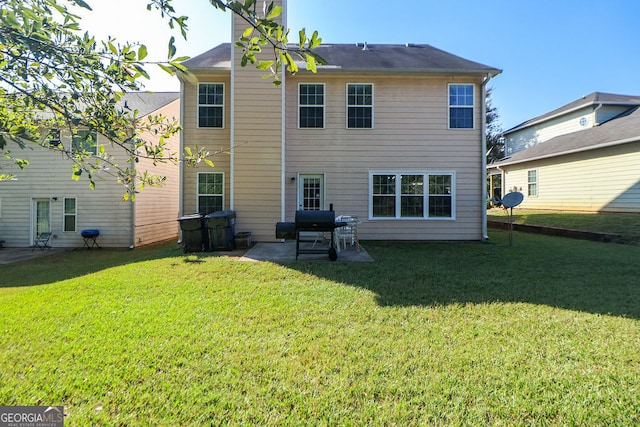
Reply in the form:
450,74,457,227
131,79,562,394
489,92,640,213
179,0,501,242
0,92,181,248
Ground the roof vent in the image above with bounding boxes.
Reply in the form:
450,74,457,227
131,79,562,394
362,41,369,51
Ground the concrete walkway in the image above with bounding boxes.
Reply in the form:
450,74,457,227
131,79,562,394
0,247,66,265
240,241,373,263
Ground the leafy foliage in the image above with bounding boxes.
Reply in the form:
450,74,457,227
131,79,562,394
0,0,322,195
485,87,504,163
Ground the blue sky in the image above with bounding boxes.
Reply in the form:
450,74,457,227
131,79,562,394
82,0,640,129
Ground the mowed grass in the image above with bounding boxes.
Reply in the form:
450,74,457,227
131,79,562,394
488,208,640,244
1,231,639,425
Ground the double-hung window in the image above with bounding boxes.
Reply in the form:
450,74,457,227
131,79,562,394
528,169,538,197
347,83,373,128
370,172,455,219
63,198,77,232
198,83,224,128
72,130,97,155
299,83,325,128
197,172,224,214
449,84,474,129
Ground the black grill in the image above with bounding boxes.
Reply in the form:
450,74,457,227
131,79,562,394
275,210,346,261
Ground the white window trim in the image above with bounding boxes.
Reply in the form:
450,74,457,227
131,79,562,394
527,169,538,197
298,83,326,129
197,172,225,213
368,171,456,220
63,197,77,232
447,83,475,130
197,82,225,129
346,83,374,129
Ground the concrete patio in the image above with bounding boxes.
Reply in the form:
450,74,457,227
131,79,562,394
239,241,373,263
0,247,66,265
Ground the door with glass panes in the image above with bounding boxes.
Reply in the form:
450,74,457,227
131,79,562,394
298,174,325,210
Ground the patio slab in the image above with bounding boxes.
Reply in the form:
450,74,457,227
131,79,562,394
0,248,66,265
239,241,373,263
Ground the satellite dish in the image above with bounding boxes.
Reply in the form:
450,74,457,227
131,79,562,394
501,191,524,208
500,192,524,246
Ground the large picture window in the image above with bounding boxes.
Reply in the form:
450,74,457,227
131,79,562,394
299,83,325,128
197,172,224,214
449,84,474,129
63,198,77,232
198,83,224,128
72,130,97,154
370,172,454,219
347,83,373,128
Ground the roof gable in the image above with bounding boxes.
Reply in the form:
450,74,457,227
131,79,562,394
182,43,501,75
504,92,640,135
492,106,640,167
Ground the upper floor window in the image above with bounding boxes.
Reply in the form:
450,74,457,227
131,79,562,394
449,84,474,129
347,83,373,129
72,130,97,155
370,172,455,220
299,83,325,128
198,83,224,128
528,169,538,197
197,172,224,215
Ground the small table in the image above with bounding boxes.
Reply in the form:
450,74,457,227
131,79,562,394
81,229,101,249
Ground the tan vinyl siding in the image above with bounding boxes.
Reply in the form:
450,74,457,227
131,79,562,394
133,99,181,247
502,141,640,213
230,5,284,241
181,74,232,216
285,74,485,240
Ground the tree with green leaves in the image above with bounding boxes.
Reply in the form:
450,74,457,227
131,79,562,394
0,0,322,198
485,87,504,163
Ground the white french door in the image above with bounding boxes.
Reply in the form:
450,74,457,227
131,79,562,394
298,174,325,210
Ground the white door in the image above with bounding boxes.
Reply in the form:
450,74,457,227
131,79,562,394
298,174,325,210
33,199,51,242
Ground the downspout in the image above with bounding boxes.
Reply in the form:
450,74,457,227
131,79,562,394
178,78,186,243
593,102,603,125
481,73,492,240
230,22,236,210
280,0,287,222
130,130,136,249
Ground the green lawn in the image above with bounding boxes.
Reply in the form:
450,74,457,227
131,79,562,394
1,231,639,425
488,208,640,244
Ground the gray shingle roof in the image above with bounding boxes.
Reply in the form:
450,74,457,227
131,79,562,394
120,92,179,116
504,92,640,135
182,42,501,75
491,106,640,167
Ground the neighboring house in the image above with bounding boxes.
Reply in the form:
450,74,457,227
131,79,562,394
178,0,501,242
0,92,181,248
488,92,640,213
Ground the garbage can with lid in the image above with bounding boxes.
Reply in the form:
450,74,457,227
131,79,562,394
177,214,207,252
204,210,236,250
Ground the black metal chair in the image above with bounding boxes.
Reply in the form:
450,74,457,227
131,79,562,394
32,232,52,251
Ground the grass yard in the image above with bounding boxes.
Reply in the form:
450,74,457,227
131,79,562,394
1,230,639,425
488,208,640,244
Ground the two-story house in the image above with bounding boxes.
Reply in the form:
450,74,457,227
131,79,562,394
178,0,501,242
488,92,640,213
0,92,181,248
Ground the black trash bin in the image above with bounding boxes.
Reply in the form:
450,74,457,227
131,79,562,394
177,214,207,252
205,210,236,250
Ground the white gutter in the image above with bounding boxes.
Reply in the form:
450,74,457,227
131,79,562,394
229,19,236,210
178,79,185,218
281,0,288,222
